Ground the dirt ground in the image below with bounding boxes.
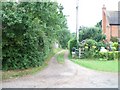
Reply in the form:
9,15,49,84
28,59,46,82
2,50,118,88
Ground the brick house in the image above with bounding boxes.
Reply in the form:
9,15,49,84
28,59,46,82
102,5,120,42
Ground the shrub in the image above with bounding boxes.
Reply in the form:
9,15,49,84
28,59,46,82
79,27,106,42
68,38,77,55
2,2,69,70
96,41,107,51
99,51,119,60
108,52,114,60
114,51,119,59
79,39,109,58
82,39,97,58
112,42,119,51
110,37,118,42
99,52,108,60
85,39,97,47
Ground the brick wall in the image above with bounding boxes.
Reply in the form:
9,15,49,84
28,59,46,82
102,5,119,42
111,25,118,37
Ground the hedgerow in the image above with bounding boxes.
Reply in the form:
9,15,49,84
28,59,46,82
2,2,70,70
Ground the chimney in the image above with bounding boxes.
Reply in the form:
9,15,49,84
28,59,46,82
102,4,106,34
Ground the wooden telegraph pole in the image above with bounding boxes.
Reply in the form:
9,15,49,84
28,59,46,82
76,0,79,44
76,0,80,58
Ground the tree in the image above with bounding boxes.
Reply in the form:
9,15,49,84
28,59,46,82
2,2,70,70
79,27,105,42
95,20,102,28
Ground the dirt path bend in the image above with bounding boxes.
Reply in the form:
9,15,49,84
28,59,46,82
2,50,118,88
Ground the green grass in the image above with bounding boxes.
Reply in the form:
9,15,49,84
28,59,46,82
70,58,118,72
2,48,62,80
56,51,65,64
2,65,47,80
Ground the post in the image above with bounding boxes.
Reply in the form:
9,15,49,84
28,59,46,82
76,0,79,45
79,47,81,58
76,0,80,58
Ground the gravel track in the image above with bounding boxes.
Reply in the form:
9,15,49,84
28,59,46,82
2,50,118,88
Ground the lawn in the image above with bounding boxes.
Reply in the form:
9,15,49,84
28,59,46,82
70,58,118,72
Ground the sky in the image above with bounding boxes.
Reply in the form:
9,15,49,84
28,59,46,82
57,0,119,33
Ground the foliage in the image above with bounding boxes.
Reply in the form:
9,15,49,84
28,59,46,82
56,29,71,49
78,26,106,59
79,27,106,42
68,38,77,55
71,32,76,38
110,37,118,42
79,39,109,59
2,2,70,70
96,41,107,51
99,51,119,60
95,20,102,28
82,39,98,58
2,48,61,80
80,39,119,59
112,42,119,51
99,52,108,60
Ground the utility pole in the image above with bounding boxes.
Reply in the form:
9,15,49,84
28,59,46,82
76,0,79,45
76,0,80,58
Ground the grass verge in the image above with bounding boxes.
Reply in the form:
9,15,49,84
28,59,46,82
69,54,118,72
56,51,65,64
2,48,62,80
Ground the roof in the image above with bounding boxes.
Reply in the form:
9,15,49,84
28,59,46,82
106,11,120,25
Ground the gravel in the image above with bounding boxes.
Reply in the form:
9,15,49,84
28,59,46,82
2,50,118,88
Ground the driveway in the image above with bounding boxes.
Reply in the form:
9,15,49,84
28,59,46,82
2,50,118,88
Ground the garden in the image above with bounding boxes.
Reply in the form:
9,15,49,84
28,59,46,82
68,25,119,72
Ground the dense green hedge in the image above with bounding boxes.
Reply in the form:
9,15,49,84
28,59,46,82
99,51,119,60
2,2,70,70
68,38,77,55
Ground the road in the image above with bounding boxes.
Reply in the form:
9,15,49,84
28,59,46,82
2,50,118,88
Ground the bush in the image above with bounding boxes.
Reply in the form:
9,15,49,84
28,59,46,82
68,38,77,55
79,39,108,58
79,27,106,42
77,26,106,59
85,39,97,47
114,51,119,59
96,41,107,51
110,37,118,42
2,2,69,70
108,52,114,60
99,52,108,60
112,42,119,51
99,51,119,60
82,39,97,58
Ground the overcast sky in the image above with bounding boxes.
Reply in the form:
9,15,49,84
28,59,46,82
57,0,119,33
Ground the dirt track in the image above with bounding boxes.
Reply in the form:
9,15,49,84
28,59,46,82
2,50,118,88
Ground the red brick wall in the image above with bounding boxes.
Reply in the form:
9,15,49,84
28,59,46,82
105,25,118,41
111,25,118,37
105,25,111,41
102,5,119,42
119,26,120,38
